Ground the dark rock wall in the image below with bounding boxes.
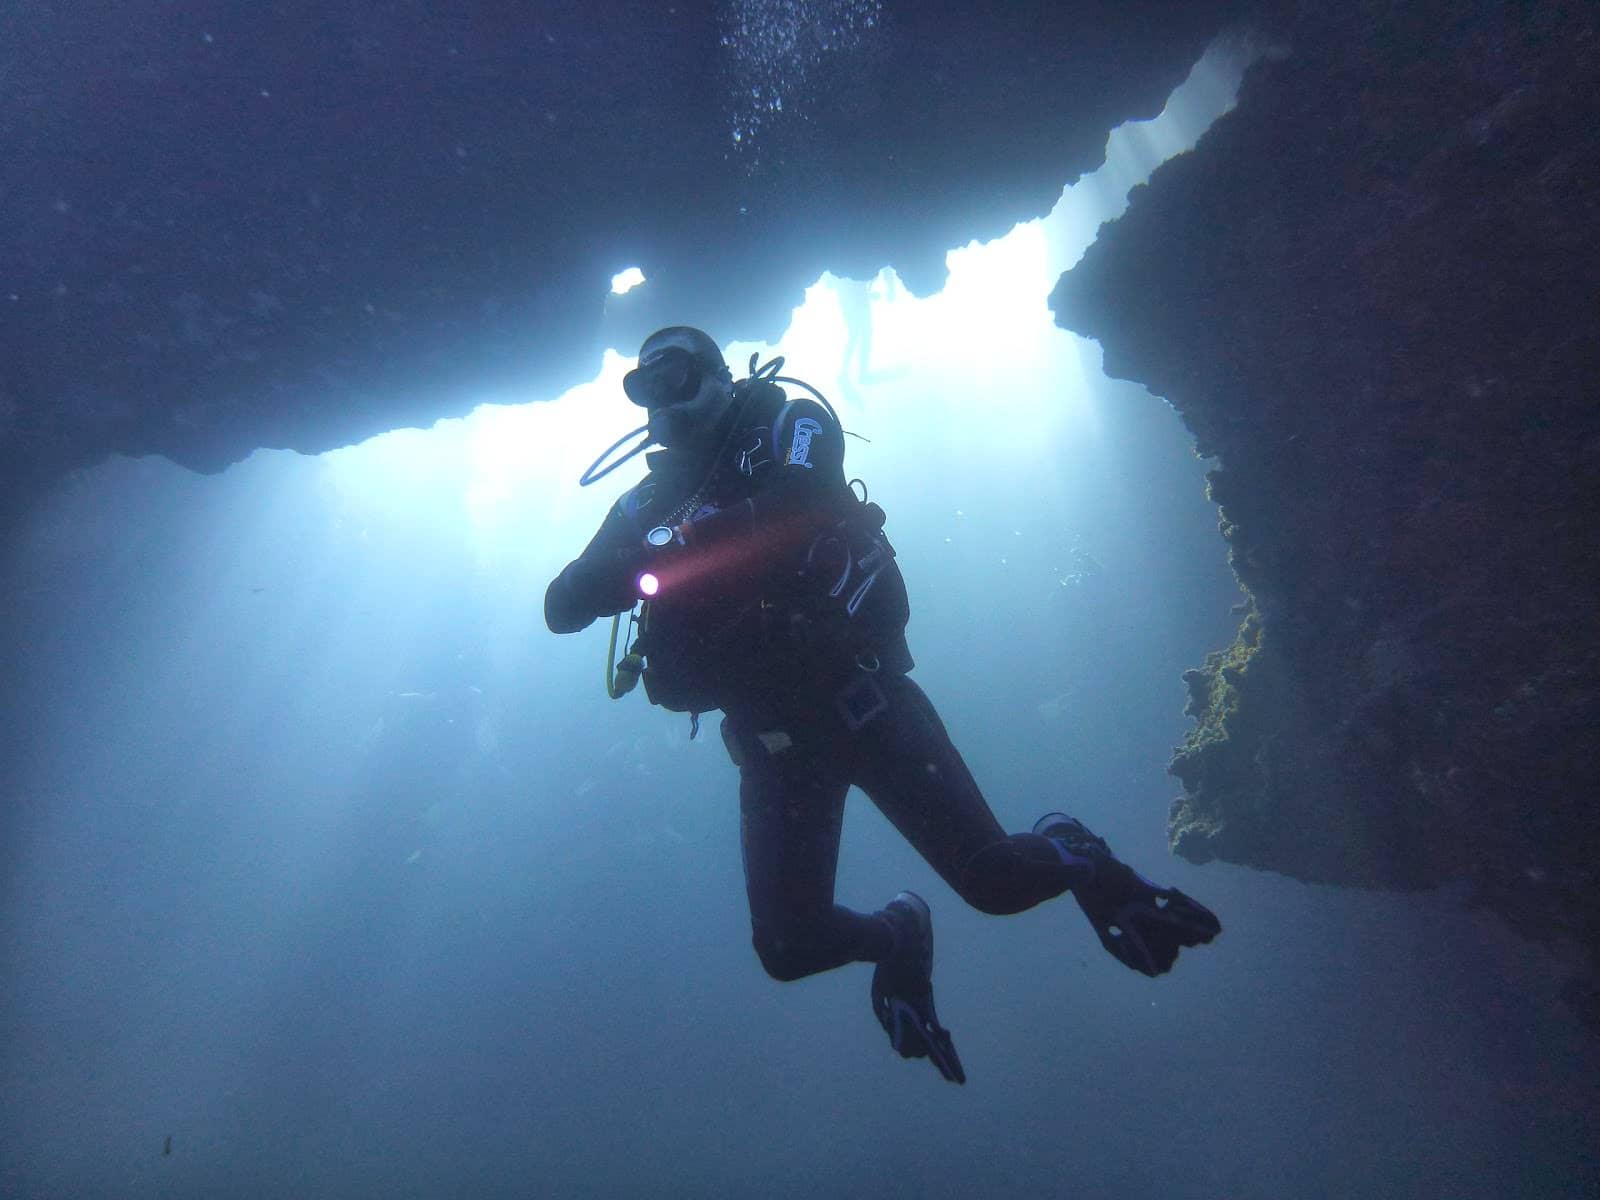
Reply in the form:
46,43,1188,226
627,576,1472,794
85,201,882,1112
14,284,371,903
1053,0,1600,1012
0,0,1241,533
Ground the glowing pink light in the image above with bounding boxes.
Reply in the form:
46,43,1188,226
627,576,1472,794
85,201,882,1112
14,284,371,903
638,572,660,597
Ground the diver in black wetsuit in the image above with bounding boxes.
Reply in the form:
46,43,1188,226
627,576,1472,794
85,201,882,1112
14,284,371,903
545,326,1222,1084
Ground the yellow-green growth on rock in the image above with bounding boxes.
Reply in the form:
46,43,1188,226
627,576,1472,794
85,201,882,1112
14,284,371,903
1168,604,1266,862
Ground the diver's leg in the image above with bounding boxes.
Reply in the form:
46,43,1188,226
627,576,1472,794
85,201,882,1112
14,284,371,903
852,673,1085,915
850,675,1222,971
724,715,894,981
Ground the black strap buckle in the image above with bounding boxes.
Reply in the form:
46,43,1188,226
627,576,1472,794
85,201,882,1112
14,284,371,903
835,667,888,731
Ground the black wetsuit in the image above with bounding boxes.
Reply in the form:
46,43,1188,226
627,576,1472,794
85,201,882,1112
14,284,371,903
546,383,1084,980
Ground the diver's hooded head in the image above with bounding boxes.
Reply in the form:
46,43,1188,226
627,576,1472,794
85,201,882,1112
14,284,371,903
624,326,735,453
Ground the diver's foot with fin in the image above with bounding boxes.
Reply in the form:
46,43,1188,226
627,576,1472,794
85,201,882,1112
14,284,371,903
1033,813,1222,977
871,891,965,1085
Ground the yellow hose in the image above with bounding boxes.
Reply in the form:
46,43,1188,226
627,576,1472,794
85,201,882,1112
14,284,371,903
605,608,644,699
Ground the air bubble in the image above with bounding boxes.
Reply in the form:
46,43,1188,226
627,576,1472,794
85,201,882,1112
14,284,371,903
719,0,883,154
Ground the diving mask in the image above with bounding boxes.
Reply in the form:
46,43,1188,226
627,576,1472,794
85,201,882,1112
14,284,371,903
623,345,704,410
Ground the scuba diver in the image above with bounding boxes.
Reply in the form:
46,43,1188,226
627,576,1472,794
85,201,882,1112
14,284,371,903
545,326,1221,1084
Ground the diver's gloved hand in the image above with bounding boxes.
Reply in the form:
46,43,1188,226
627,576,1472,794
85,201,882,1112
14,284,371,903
568,545,649,615
872,892,965,1085
1034,814,1221,977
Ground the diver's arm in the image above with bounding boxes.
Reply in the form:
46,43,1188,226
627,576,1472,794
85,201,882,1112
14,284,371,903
544,505,645,634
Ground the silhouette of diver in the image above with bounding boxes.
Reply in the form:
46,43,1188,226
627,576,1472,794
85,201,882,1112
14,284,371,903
832,271,900,408
545,326,1221,1083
